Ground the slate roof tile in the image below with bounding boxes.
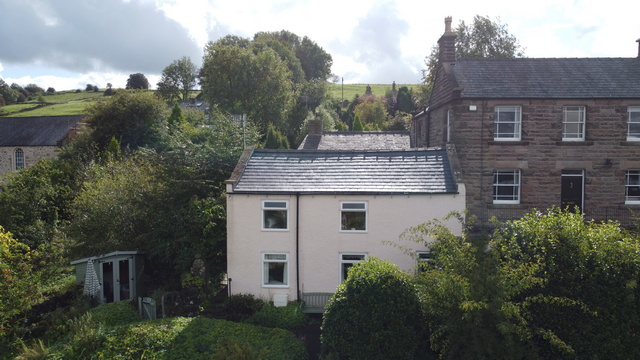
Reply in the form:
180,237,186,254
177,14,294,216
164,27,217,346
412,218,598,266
453,58,640,99
0,116,83,146
232,148,457,194
298,131,412,150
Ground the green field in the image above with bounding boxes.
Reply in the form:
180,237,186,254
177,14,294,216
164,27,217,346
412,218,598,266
327,83,419,103
0,84,419,117
0,90,105,117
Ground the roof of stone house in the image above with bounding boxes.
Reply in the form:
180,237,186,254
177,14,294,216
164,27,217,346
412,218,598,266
0,115,84,146
451,57,640,99
298,131,412,150
229,148,457,194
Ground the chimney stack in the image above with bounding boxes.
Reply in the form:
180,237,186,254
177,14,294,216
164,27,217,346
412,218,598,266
438,16,457,64
637,38,640,58
308,114,323,135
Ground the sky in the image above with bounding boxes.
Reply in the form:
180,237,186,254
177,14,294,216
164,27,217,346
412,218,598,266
1,0,639,91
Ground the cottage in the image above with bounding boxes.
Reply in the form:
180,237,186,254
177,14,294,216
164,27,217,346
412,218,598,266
225,145,464,311
0,115,84,177
413,17,640,226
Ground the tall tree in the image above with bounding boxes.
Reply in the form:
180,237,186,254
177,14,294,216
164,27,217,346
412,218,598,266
200,38,293,135
157,56,197,103
126,73,150,90
418,15,525,107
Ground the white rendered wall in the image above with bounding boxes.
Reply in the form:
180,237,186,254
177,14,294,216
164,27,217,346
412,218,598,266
226,186,465,302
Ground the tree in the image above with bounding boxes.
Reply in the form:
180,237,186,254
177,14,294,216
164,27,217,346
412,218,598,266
157,56,197,104
46,87,55,94
86,84,94,92
403,209,640,359
352,114,364,131
418,15,525,106
0,78,19,105
321,258,428,359
354,96,387,130
85,90,168,149
200,38,293,136
168,102,186,134
126,73,149,90
265,124,289,149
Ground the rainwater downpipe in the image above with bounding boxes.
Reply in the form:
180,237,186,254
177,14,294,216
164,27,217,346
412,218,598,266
295,193,300,302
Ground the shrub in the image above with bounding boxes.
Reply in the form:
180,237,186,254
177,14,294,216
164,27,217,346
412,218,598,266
46,87,55,94
89,301,140,327
321,257,428,360
223,294,265,322
246,302,308,331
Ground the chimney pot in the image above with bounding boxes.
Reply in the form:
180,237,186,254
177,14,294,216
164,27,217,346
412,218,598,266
444,16,453,34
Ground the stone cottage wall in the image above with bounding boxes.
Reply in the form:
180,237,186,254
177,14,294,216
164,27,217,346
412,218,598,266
0,146,59,177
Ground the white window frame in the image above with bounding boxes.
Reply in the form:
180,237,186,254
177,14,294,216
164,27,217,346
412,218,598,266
340,253,367,283
627,106,640,141
262,200,289,231
262,252,289,288
14,148,24,170
494,106,522,141
493,169,521,204
562,106,586,141
625,170,640,204
416,251,433,274
340,201,367,232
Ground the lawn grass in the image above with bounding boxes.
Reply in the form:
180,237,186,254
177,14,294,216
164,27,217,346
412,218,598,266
0,90,105,117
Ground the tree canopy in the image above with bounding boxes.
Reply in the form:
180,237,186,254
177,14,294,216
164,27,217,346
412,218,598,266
157,56,197,104
126,73,150,90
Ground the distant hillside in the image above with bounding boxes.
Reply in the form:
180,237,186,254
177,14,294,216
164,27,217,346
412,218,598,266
326,83,419,103
0,84,420,117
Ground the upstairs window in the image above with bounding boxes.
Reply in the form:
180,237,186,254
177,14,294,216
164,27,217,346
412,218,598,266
340,202,367,232
14,148,24,169
627,107,640,141
494,106,521,141
562,106,585,141
493,169,521,204
262,200,288,230
626,170,640,204
417,252,433,274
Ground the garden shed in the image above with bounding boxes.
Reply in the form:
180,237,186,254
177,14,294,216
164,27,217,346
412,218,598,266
71,251,144,303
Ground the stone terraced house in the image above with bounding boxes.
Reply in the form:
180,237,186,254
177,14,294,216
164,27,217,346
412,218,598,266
413,17,640,226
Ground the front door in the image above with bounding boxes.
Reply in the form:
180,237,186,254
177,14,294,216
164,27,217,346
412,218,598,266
561,170,584,212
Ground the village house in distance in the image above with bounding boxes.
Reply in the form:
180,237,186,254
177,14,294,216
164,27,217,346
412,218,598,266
413,17,640,227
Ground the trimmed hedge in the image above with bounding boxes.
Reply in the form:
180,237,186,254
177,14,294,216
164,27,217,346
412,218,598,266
245,302,309,331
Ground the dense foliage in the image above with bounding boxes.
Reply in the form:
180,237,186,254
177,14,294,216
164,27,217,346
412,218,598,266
157,56,197,104
125,72,150,90
322,258,428,360
403,209,640,359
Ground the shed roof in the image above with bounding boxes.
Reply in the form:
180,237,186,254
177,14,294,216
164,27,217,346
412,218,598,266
298,131,412,150
452,57,640,99
0,115,83,146
230,148,457,194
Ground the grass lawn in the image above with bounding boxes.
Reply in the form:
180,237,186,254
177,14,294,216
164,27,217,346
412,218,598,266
0,90,105,117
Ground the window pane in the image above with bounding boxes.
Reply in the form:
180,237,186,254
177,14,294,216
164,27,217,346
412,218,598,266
264,201,287,208
494,106,521,140
264,209,287,229
264,253,287,261
14,149,24,169
628,107,640,139
563,106,585,140
342,254,366,261
342,202,365,210
341,211,366,230
626,171,640,202
493,170,520,203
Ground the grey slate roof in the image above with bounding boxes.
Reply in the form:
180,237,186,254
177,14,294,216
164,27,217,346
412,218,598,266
0,116,83,146
298,131,412,150
453,58,640,99
231,148,457,194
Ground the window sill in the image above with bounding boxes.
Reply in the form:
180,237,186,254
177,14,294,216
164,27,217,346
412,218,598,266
261,228,289,232
262,284,289,288
339,230,368,233
489,141,529,145
488,203,524,208
555,141,594,146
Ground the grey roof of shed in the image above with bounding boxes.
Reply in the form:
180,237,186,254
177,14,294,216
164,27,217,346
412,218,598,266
230,148,457,194
298,131,412,150
0,116,83,146
452,57,640,99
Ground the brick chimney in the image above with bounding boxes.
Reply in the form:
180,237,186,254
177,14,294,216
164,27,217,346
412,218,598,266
438,17,457,64
307,114,323,135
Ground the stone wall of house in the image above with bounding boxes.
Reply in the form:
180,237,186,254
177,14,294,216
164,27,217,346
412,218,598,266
0,146,59,177
427,98,640,225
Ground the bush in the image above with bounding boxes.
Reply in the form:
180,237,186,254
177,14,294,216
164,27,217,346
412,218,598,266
321,257,428,360
223,294,265,322
166,317,306,360
246,302,308,331
89,301,140,327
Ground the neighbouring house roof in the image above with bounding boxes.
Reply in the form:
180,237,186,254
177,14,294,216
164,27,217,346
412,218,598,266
451,58,640,99
0,115,84,146
229,148,457,194
298,131,412,150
